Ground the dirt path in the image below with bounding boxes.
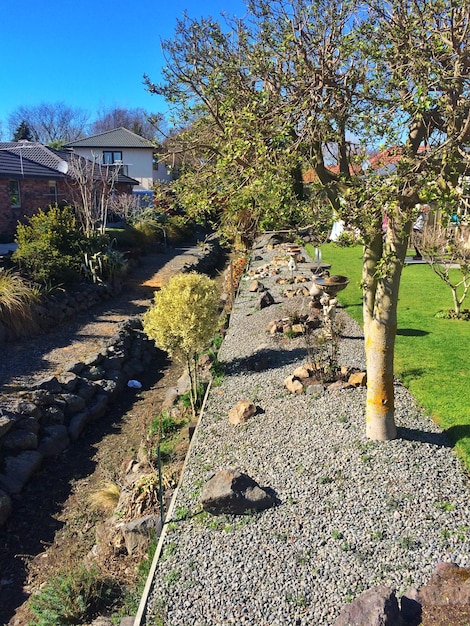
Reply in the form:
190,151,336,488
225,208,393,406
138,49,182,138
0,242,215,626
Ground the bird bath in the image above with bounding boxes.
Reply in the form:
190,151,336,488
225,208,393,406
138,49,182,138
313,275,349,297
312,275,349,338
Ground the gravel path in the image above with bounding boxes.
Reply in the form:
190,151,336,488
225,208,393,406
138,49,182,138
144,242,469,626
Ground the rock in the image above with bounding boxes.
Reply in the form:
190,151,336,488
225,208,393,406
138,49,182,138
16,399,43,418
327,380,352,391
0,450,43,494
77,380,100,402
334,585,401,626
88,394,109,421
68,410,92,441
228,400,257,425
0,489,12,527
42,405,65,425
284,374,304,394
201,468,275,515
176,371,191,395
248,280,265,293
259,290,275,309
119,514,163,556
33,376,63,394
0,414,16,438
60,393,87,416
38,425,70,457
82,365,106,381
418,562,470,623
293,365,313,379
162,387,179,410
57,372,79,392
1,429,38,452
291,323,304,335
349,371,367,387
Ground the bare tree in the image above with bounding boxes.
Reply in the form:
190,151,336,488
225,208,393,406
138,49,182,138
420,217,470,317
7,102,89,146
67,154,121,234
89,106,165,141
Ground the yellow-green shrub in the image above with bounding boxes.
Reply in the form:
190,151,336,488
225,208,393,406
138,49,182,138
143,273,219,415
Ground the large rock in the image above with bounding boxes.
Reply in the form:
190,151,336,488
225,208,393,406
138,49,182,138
415,562,470,625
118,514,163,555
228,400,257,425
334,585,401,626
201,468,275,515
284,374,304,394
0,450,43,494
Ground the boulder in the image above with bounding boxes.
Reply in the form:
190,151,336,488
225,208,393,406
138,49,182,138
334,585,401,626
201,468,275,515
248,280,265,293
228,400,257,425
284,374,304,394
259,291,275,309
0,450,43,494
293,364,314,379
417,562,470,625
38,425,70,457
118,514,163,556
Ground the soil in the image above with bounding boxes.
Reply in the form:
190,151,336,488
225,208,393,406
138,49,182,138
0,243,224,626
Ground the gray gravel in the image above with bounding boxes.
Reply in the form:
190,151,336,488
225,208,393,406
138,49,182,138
144,244,470,626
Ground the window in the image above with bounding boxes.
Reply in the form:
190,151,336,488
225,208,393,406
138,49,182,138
48,180,58,203
103,151,123,164
9,180,20,207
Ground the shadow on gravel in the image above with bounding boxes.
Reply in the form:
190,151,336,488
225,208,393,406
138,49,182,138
223,346,306,374
0,353,169,625
397,426,452,447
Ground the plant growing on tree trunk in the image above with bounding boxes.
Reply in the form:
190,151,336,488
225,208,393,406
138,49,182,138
142,273,219,418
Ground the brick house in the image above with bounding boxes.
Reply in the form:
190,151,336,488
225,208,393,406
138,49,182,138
0,141,138,239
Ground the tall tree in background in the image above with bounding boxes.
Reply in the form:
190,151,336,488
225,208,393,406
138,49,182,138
7,102,89,147
89,106,164,141
12,121,36,141
150,0,469,440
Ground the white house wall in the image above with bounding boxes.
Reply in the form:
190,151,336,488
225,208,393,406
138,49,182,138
71,147,155,190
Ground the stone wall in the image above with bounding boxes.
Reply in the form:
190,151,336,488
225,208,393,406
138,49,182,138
0,236,225,526
0,317,158,526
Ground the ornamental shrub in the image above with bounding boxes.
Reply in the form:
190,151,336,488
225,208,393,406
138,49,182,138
13,205,88,285
143,272,219,415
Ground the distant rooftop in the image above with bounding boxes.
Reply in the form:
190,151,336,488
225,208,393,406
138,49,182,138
64,127,155,149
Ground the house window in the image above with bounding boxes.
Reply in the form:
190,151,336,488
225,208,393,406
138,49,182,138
103,151,123,164
48,180,58,203
9,180,20,207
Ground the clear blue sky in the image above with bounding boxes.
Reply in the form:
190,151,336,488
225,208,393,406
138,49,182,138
0,0,247,137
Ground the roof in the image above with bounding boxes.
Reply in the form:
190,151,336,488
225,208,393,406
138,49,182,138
0,141,69,172
64,127,155,149
0,150,65,179
0,141,138,185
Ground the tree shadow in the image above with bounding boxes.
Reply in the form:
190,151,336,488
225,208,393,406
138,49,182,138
444,424,470,449
223,346,307,375
396,328,429,337
397,426,452,447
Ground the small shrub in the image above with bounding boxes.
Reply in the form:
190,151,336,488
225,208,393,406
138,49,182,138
28,565,116,626
0,268,40,337
89,482,121,512
164,215,194,245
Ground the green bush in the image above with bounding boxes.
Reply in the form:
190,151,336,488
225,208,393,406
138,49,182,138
164,215,195,245
13,205,89,285
28,565,116,626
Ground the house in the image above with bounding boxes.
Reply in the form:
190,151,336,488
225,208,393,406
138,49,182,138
0,141,139,239
0,149,67,238
64,127,173,190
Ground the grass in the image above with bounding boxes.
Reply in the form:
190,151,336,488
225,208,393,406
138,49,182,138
305,242,470,470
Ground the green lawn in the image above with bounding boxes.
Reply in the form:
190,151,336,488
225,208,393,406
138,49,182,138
305,243,470,470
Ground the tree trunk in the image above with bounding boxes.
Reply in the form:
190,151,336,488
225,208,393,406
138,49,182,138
363,222,408,440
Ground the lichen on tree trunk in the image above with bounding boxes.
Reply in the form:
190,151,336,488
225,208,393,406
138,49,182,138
362,223,409,441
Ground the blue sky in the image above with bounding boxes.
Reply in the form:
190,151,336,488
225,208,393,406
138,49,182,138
0,0,247,137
